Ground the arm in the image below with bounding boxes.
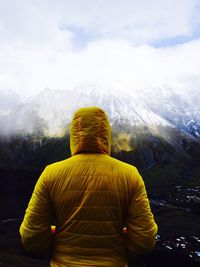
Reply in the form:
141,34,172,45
125,169,158,256
19,167,53,256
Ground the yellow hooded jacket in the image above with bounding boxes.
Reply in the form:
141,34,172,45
20,107,158,267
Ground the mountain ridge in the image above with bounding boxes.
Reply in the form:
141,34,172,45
0,87,200,170
0,87,199,138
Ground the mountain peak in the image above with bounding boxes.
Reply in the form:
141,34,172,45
0,87,199,141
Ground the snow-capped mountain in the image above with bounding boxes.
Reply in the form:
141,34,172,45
32,87,173,134
0,86,200,169
143,86,200,139
0,86,199,139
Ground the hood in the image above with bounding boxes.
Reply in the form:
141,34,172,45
70,107,111,156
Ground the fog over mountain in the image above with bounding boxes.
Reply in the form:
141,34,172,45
0,86,199,138
0,86,199,170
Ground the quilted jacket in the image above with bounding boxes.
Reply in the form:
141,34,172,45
20,107,158,267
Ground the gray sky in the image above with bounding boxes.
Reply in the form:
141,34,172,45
0,0,200,97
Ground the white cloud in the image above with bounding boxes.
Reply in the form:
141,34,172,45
46,0,198,44
0,0,199,45
0,0,200,97
0,37,200,97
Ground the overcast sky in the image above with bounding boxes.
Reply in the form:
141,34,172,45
0,0,200,97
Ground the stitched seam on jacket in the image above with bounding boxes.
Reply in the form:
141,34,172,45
70,219,121,222
58,190,125,196
58,231,121,237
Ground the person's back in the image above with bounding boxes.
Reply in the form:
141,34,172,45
20,107,158,267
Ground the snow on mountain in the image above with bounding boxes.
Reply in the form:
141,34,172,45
0,86,199,140
28,87,173,135
0,87,200,169
143,86,200,138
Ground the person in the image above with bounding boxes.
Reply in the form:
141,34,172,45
20,106,158,267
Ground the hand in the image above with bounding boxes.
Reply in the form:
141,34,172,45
123,227,127,234
51,225,56,235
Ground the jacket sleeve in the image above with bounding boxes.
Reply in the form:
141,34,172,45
19,167,53,256
125,168,158,255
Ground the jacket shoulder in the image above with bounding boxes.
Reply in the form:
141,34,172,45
109,156,139,175
41,157,74,181
45,157,72,169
